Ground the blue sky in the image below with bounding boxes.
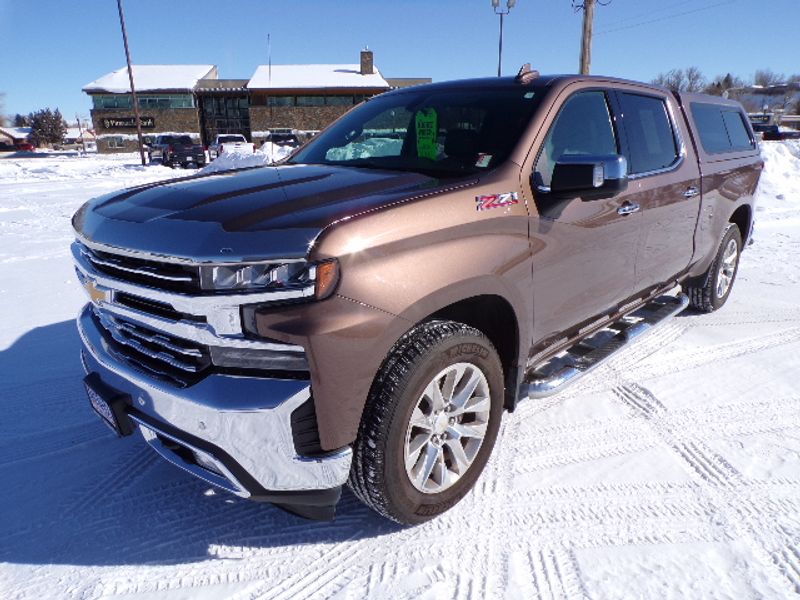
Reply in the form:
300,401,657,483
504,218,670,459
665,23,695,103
1,0,797,121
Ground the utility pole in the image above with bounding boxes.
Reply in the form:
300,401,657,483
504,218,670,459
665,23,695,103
116,0,146,166
579,0,595,75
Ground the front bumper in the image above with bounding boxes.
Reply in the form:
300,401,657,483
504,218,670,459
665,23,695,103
77,304,352,509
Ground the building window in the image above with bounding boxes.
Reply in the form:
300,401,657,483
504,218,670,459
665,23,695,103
92,94,195,110
296,96,326,107
105,136,127,148
267,96,294,107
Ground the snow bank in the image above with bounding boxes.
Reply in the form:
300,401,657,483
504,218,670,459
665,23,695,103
0,152,179,182
755,140,800,214
199,142,293,174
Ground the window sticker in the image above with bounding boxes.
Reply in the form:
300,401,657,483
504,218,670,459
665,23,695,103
415,108,438,160
475,153,493,168
524,92,536,99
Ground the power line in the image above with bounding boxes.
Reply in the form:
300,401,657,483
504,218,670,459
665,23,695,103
596,0,736,35
599,0,695,29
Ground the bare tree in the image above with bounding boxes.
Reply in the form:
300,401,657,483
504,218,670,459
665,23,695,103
753,69,785,87
684,67,706,93
0,93,6,127
652,67,706,93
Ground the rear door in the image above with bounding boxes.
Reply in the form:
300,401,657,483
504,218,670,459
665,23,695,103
528,88,640,344
611,87,701,291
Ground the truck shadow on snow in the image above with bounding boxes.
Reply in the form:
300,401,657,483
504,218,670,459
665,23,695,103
0,320,402,569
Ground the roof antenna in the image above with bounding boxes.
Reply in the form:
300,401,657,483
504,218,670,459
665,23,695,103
515,63,540,84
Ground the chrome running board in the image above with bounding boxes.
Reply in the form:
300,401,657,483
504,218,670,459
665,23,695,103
526,293,689,399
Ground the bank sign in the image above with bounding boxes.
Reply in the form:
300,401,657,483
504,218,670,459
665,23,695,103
101,116,155,129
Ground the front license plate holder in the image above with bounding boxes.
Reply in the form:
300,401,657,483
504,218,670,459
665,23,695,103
83,373,134,437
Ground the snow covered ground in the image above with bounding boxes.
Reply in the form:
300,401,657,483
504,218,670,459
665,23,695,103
0,146,799,599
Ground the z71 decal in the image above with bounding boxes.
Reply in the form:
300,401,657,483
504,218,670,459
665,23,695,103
475,192,519,211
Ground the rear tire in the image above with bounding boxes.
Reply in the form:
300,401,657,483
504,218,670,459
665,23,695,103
348,320,504,525
685,223,742,312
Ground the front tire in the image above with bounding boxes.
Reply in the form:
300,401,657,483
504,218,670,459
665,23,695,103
685,223,742,312
348,320,504,525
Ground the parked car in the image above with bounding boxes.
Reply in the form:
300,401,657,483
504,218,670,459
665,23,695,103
209,134,255,159
15,141,35,152
147,134,206,168
265,130,301,148
72,72,762,524
761,125,800,141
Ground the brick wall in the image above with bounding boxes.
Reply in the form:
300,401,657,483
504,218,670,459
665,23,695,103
91,108,201,153
249,106,352,133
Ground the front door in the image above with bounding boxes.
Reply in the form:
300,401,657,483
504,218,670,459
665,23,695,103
529,89,640,349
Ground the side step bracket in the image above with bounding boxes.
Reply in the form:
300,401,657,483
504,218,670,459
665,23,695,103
526,293,689,399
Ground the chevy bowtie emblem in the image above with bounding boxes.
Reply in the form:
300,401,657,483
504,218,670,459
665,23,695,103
83,279,109,305
476,192,519,211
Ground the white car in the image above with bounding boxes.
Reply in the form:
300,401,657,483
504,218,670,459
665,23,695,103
209,134,255,159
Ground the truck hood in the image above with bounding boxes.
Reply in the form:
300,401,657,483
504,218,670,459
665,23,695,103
73,164,458,262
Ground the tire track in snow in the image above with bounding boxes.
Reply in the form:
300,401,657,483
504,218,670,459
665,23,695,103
626,325,800,381
612,380,800,597
526,547,587,600
0,421,107,467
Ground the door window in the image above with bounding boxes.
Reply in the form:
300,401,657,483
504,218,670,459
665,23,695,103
618,93,679,174
534,91,617,190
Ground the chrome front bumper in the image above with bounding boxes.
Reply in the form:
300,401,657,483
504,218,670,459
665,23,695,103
77,304,352,498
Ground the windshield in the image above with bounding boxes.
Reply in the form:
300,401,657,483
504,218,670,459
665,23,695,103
289,86,543,177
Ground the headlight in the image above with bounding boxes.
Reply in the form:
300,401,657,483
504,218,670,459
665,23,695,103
198,259,339,300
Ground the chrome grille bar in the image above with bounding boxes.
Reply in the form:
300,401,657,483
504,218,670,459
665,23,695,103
95,311,203,373
79,245,196,284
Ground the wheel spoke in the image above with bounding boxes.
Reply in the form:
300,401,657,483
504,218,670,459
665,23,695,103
410,407,431,431
405,433,428,471
415,444,439,488
451,368,481,412
445,438,471,474
425,379,446,413
451,422,488,440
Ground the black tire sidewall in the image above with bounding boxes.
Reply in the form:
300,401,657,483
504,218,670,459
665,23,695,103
381,331,504,524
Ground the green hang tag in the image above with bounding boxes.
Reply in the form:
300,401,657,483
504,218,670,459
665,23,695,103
415,108,438,160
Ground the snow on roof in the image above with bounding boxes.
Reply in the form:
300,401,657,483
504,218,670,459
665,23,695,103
0,127,32,140
83,65,216,93
248,64,390,90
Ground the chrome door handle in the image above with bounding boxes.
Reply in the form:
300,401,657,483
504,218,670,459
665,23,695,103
683,186,700,198
617,202,640,216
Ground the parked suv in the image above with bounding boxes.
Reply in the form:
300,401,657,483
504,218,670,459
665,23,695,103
72,72,762,523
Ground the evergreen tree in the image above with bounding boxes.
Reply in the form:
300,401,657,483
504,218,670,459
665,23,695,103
29,108,67,147
13,113,31,127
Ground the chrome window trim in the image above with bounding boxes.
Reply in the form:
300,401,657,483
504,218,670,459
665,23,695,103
75,232,306,267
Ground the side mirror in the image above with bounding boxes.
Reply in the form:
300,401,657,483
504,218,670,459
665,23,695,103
549,154,628,200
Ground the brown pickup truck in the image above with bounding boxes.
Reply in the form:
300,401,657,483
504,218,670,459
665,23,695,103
72,71,762,524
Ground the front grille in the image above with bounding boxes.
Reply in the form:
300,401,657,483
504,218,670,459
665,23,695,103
78,242,201,293
92,309,211,387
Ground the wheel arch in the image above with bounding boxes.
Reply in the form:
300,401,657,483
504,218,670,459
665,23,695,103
428,294,522,411
729,203,753,245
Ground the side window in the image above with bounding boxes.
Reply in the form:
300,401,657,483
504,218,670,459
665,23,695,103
619,93,679,175
534,91,617,189
690,103,730,153
721,110,755,151
690,102,755,154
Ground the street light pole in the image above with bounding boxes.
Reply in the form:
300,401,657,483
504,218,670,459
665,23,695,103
492,0,517,77
116,0,146,166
